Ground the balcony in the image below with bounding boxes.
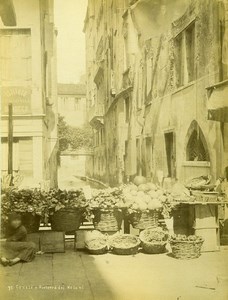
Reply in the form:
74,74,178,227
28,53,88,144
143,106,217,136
88,104,104,129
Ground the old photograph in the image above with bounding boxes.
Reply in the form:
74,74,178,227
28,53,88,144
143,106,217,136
0,0,228,299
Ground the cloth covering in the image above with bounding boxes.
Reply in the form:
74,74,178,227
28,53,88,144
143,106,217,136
0,225,35,262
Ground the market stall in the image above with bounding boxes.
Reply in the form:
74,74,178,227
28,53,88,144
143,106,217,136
1,175,227,258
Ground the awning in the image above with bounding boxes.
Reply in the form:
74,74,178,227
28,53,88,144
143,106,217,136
207,81,228,122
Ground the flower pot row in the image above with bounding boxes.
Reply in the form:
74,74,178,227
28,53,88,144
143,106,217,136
2,208,161,234
1,187,174,234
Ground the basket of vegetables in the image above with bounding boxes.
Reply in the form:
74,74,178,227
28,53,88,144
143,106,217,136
122,182,164,230
139,227,169,254
85,236,108,255
1,188,44,233
110,234,141,255
47,189,88,233
128,210,160,230
169,234,204,259
90,188,124,232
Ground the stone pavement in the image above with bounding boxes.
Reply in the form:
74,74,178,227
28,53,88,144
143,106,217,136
0,248,228,300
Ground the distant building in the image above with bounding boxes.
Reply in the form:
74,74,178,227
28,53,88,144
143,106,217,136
58,83,87,127
0,0,58,188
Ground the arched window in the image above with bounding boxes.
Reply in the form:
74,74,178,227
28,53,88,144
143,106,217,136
186,121,209,162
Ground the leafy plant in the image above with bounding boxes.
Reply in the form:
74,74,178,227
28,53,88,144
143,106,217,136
1,188,46,223
89,188,124,211
44,188,88,214
58,114,93,151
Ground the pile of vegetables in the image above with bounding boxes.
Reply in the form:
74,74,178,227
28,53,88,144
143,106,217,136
1,188,88,224
44,189,88,213
1,189,45,222
122,177,176,217
140,227,169,243
122,182,163,211
121,177,194,217
89,187,124,210
170,234,203,242
1,179,194,226
110,234,140,249
85,238,108,250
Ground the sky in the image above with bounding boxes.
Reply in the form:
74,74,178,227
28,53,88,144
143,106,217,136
54,0,87,84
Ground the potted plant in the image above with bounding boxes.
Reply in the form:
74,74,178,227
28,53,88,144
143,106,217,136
89,187,124,232
45,189,89,233
1,188,45,233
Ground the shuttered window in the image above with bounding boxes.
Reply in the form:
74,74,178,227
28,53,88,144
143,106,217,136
174,22,195,88
1,138,33,177
0,29,32,83
18,138,33,176
1,139,19,172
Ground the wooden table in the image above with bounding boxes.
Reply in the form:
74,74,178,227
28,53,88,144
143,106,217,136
173,201,228,252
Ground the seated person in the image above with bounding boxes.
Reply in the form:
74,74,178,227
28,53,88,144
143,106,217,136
0,213,36,266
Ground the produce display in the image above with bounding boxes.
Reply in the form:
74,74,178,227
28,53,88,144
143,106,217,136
110,235,139,249
185,175,211,190
1,182,210,259
89,187,124,210
85,238,107,249
1,188,89,230
1,179,194,227
1,189,45,233
140,227,168,243
122,183,164,212
139,227,169,254
169,234,204,259
44,189,88,212
1,189,45,221
170,234,203,242
45,189,89,232
110,234,141,255
85,237,108,254
121,179,182,219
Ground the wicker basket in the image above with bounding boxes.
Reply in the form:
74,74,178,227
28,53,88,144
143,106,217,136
93,209,123,232
85,238,108,255
50,208,83,232
128,210,159,230
110,234,141,255
170,239,204,259
139,228,168,254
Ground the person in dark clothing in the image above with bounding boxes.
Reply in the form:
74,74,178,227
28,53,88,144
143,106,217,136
0,213,36,266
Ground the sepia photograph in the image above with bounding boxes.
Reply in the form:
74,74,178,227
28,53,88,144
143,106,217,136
0,0,228,299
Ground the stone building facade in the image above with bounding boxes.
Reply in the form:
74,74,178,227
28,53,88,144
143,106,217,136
84,0,228,186
58,83,87,127
0,0,58,188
